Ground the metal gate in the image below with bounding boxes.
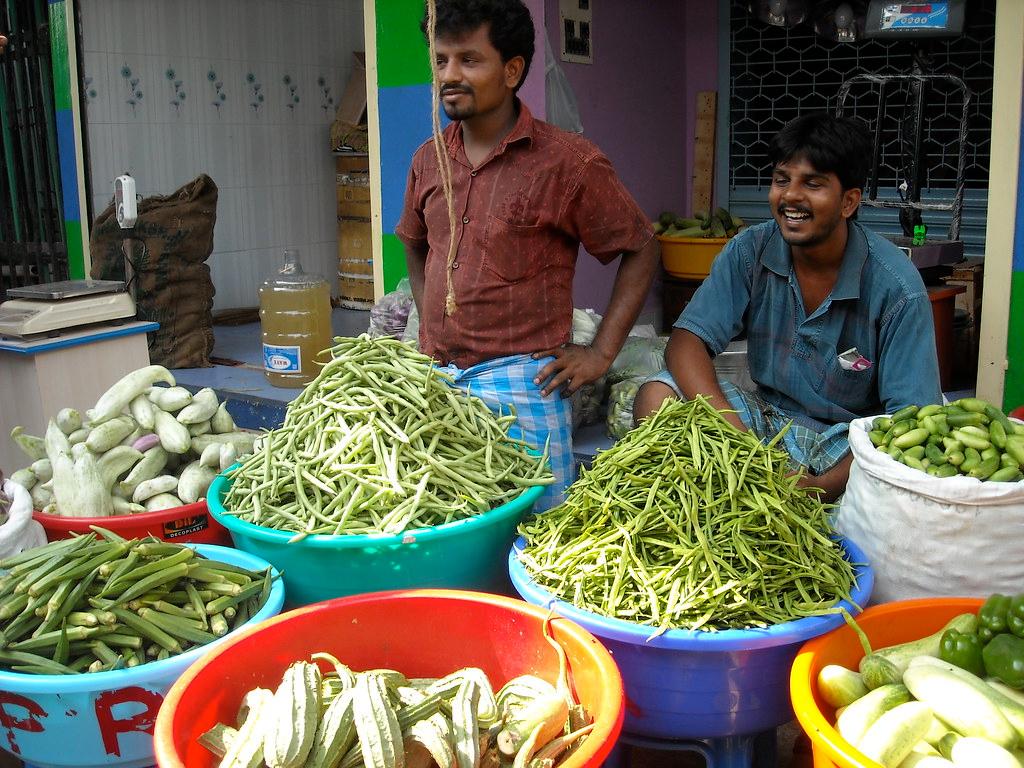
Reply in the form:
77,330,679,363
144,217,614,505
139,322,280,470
0,0,67,301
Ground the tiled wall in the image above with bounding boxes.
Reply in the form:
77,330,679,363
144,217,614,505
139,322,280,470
80,0,365,309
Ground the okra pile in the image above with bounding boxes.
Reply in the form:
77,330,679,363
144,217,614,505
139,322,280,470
223,335,554,538
201,655,591,768
518,396,858,634
868,398,1024,481
0,528,273,674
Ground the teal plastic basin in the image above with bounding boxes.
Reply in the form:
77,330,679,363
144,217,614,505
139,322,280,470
208,470,544,607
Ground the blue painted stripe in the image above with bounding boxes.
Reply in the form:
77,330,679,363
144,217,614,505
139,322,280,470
55,108,80,222
1014,99,1024,273
378,84,436,234
0,322,158,355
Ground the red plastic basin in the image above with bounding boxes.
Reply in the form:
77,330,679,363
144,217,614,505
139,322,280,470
154,589,624,768
34,499,232,546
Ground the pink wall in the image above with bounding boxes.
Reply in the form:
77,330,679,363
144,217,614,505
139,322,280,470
542,1,718,315
519,0,547,119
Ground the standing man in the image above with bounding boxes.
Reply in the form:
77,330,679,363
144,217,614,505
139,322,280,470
634,113,942,502
396,0,659,508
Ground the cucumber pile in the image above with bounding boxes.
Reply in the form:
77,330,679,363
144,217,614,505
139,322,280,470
868,398,1024,482
653,207,744,239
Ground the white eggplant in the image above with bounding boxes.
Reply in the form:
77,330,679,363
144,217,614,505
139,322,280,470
55,407,82,435
154,410,191,454
86,416,136,454
176,387,219,424
89,365,175,424
129,393,156,430
211,401,236,433
148,386,193,412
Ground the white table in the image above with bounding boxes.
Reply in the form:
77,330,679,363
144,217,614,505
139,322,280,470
0,321,158,473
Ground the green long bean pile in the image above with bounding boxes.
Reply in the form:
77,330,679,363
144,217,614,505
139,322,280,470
517,396,857,634
223,335,553,538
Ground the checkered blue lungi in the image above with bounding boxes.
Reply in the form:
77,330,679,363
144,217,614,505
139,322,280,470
646,373,851,475
436,354,573,511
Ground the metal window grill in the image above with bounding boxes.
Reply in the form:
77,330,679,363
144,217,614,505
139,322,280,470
727,0,994,195
0,0,68,301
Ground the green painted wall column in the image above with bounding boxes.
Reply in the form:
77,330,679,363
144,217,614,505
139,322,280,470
48,0,90,278
1002,90,1024,412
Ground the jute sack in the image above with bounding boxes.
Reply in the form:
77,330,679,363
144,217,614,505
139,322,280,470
833,415,1024,604
90,175,217,369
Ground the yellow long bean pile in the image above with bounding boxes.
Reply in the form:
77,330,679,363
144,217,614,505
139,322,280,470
518,396,858,634
223,336,553,538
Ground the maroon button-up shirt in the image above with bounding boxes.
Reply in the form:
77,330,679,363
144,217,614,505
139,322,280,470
395,102,653,369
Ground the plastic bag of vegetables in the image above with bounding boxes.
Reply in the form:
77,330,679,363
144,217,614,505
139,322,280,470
835,406,1024,603
605,336,667,385
606,377,642,439
0,475,46,559
367,277,414,339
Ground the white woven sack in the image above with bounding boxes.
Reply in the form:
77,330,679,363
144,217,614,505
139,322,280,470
834,415,1024,604
0,480,47,561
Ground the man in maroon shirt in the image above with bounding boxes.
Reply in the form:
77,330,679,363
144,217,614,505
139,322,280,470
396,0,659,507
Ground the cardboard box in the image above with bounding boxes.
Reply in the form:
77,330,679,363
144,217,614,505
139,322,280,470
335,154,369,174
338,219,373,269
338,272,374,309
336,52,367,125
337,183,372,220
330,52,368,153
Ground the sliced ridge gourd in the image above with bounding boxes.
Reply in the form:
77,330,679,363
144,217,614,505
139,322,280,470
306,689,358,768
263,660,322,768
220,687,274,768
456,667,497,726
404,712,456,768
353,671,405,768
451,675,482,768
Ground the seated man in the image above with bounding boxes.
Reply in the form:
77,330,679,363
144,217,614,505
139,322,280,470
634,113,942,501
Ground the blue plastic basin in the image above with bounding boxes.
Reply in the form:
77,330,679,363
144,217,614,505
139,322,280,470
508,536,873,740
0,544,285,768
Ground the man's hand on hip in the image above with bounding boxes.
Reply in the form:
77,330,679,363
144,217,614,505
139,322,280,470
532,344,613,397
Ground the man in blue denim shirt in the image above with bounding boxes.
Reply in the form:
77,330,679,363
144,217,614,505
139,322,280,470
635,113,942,501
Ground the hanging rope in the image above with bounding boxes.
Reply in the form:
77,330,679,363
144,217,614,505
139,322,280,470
426,0,460,316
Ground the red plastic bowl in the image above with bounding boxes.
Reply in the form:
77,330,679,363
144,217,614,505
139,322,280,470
154,589,624,768
34,499,232,546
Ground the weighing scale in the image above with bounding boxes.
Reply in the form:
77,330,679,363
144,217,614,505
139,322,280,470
0,280,136,339
0,174,141,339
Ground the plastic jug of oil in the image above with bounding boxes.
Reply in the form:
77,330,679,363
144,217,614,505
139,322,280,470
259,249,332,388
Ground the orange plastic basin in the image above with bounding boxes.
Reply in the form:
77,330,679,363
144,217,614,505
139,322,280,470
154,589,624,768
790,597,983,767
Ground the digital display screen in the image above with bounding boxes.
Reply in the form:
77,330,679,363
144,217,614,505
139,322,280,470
879,3,951,31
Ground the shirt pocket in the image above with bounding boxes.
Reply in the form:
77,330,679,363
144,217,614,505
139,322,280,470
818,348,876,411
483,215,546,283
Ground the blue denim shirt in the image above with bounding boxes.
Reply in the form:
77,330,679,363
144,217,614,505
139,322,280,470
676,220,943,430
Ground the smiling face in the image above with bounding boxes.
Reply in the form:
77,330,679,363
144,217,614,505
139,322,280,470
433,24,524,122
768,154,862,251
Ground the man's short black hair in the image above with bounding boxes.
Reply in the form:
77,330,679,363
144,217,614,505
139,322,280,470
768,113,872,193
421,0,535,93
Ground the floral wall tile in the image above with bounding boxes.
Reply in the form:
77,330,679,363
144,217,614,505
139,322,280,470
79,0,364,309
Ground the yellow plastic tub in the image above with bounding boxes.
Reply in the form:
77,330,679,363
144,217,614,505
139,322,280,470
658,235,729,279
